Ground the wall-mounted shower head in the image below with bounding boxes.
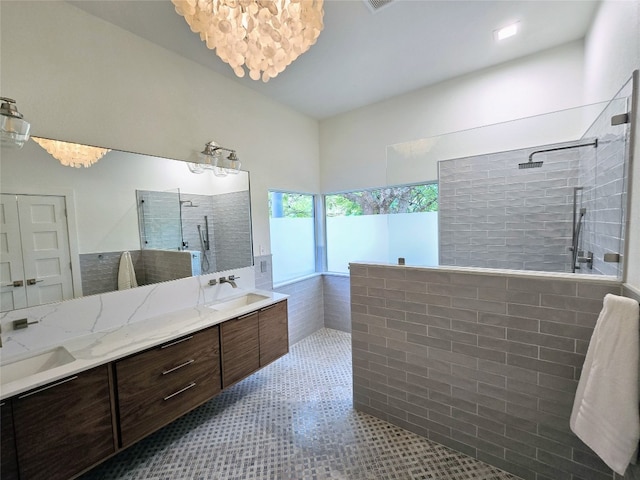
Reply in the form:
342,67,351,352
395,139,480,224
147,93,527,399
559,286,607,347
518,159,544,169
519,139,598,170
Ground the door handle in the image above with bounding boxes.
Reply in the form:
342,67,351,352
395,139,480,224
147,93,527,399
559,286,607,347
26,278,43,285
4,280,24,287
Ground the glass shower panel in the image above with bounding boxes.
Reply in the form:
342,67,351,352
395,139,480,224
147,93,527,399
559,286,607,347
579,87,632,278
136,188,182,250
384,96,631,277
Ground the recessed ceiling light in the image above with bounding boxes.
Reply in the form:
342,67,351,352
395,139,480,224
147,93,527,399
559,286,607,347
494,22,520,41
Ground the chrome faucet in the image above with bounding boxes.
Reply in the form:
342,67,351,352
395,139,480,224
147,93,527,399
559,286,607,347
219,275,239,288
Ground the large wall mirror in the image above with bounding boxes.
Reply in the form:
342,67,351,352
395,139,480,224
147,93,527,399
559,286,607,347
0,137,253,313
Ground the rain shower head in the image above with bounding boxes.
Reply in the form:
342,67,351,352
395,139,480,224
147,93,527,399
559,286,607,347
518,160,544,169
520,139,598,170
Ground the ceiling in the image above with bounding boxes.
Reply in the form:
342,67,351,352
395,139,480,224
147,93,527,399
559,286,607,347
69,0,600,120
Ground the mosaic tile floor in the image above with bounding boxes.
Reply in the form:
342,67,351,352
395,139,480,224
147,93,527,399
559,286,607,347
81,328,521,480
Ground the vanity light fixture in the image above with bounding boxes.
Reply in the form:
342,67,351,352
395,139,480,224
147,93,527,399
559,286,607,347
188,140,241,177
171,0,324,82
494,21,520,41
0,97,31,148
32,137,111,168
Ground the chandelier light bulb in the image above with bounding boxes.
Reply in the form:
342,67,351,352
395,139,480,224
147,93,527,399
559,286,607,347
172,0,324,82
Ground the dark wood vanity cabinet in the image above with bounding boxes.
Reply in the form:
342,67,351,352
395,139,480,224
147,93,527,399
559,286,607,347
115,326,221,447
11,365,115,480
1,400,19,480
2,299,288,479
220,300,289,388
259,301,289,367
220,312,260,388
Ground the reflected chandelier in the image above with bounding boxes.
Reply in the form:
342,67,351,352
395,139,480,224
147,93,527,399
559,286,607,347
171,0,324,82
32,137,111,168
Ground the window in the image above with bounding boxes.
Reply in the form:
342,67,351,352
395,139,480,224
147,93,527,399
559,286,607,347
268,191,316,284
325,183,438,273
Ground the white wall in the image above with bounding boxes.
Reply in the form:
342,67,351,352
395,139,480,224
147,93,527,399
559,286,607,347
584,0,640,289
320,41,586,193
0,1,320,256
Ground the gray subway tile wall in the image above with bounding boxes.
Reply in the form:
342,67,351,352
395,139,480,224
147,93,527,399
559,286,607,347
323,274,351,332
80,250,144,295
438,144,582,273
137,190,182,250
350,263,630,480
274,275,325,345
142,249,195,284
179,193,217,274
211,190,253,271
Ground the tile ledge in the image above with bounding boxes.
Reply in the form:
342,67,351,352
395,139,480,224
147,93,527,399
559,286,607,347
348,262,621,284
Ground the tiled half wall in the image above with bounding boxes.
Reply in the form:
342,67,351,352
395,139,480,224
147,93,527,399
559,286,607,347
350,263,637,480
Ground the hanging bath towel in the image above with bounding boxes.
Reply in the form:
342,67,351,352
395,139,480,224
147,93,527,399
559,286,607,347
118,251,138,290
570,293,640,475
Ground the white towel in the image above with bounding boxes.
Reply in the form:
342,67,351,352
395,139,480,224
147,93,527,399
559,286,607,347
570,293,640,475
117,251,138,290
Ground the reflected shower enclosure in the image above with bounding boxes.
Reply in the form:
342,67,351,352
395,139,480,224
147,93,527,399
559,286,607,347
137,188,252,279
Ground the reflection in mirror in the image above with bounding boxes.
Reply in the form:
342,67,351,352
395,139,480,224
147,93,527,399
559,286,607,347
0,137,252,313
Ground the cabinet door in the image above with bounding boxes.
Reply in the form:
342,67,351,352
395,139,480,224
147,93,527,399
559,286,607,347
13,365,115,480
220,312,259,388
116,326,221,447
259,300,289,367
1,400,19,480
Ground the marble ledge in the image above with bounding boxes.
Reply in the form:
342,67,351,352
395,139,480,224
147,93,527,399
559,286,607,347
0,289,288,400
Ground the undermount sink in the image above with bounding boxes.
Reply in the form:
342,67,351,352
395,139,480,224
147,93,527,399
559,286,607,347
208,293,270,312
1,346,76,385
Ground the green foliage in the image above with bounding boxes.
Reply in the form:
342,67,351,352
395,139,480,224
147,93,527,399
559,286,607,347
269,192,314,218
325,183,438,216
325,194,363,217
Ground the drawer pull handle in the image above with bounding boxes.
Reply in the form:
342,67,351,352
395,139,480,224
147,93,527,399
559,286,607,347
163,382,196,401
260,303,278,312
160,335,194,349
237,312,256,320
162,359,195,375
18,376,78,399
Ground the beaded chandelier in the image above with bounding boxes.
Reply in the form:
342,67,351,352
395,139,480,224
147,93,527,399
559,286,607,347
172,0,324,82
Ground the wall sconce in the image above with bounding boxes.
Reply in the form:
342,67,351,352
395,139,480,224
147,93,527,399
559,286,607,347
187,141,241,177
0,97,31,149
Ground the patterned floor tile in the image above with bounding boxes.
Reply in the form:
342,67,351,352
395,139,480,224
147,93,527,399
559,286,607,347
80,328,521,480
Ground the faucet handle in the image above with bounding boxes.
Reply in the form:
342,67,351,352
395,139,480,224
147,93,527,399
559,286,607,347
228,275,240,281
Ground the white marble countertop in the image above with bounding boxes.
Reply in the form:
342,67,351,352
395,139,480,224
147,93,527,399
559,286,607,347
0,289,288,400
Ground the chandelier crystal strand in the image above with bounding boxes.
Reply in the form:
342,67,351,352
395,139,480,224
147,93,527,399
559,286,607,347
32,137,110,168
172,0,324,82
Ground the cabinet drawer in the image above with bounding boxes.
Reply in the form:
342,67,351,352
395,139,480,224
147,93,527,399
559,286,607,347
116,326,221,447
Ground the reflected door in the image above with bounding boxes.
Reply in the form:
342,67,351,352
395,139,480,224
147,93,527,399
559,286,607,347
1,194,28,310
0,194,74,311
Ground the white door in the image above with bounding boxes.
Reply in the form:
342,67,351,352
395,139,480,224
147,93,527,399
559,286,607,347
0,194,28,310
0,194,74,311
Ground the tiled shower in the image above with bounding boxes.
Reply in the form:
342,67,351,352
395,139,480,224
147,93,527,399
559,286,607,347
438,83,631,277
80,189,252,295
